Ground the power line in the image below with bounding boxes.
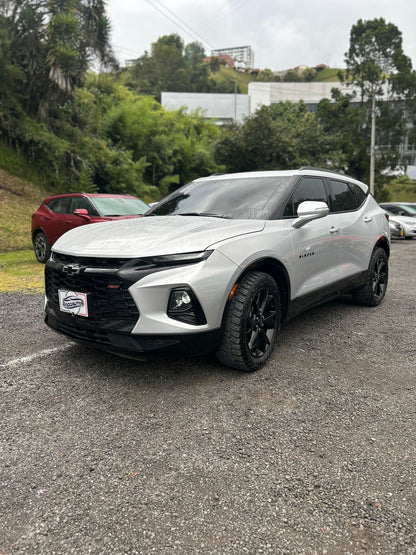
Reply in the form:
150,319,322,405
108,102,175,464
144,0,215,51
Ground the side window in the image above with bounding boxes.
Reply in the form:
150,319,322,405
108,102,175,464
384,205,400,215
283,178,327,217
350,183,367,208
328,179,358,212
70,196,96,214
47,197,70,214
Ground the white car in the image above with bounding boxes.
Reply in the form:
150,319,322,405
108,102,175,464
381,209,416,240
45,168,390,371
388,217,404,239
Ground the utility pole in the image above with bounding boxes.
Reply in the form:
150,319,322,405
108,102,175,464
369,94,376,197
234,78,237,122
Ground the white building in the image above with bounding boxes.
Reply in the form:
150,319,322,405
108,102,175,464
211,46,254,68
161,92,249,124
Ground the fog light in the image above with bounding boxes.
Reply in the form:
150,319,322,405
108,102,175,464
167,287,206,325
171,290,191,309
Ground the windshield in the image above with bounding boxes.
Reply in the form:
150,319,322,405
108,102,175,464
147,176,291,220
401,204,416,215
92,197,149,216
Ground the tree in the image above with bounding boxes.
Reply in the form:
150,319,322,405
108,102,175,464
214,102,345,173
343,18,416,194
184,41,205,68
1,0,116,121
256,68,274,82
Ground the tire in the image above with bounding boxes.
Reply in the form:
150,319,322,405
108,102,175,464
216,271,281,372
34,231,51,263
353,247,388,306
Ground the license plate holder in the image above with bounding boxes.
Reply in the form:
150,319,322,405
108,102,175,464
58,290,89,317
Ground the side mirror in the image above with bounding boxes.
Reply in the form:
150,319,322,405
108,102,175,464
74,208,90,219
292,201,329,229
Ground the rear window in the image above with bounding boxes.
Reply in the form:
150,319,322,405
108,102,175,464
328,179,358,212
47,197,70,214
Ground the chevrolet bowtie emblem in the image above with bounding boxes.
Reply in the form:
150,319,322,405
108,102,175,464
62,264,84,275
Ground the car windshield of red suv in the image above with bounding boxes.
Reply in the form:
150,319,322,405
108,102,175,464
92,197,149,216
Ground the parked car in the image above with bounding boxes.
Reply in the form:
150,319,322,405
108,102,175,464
44,168,390,372
388,217,404,239
380,206,416,240
32,193,149,262
379,202,416,218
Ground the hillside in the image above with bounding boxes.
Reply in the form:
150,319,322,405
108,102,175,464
211,66,343,93
0,169,50,252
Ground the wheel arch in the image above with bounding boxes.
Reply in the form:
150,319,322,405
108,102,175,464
224,257,291,325
32,226,47,244
374,236,390,258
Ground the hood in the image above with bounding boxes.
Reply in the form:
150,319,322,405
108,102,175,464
52,215,265,257
388,215,416,226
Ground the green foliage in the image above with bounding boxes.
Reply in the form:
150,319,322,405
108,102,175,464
103,95,221,190
385,175,416,201
256,68,274,82
214,101,346,173
344,18,413,99
340,18,416,184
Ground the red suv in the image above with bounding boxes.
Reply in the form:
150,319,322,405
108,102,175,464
32,193,149,262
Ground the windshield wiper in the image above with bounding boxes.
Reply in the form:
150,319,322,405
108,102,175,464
177,212,229,218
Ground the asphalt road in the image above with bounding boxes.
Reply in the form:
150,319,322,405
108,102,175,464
1,240,415,554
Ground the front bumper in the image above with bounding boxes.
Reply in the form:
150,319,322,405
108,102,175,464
45,306,222,358
44,249,239,357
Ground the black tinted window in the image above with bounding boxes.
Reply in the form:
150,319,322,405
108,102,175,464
283,178,327,217
350,183,367,207
47,197,70,214
328,179,357,212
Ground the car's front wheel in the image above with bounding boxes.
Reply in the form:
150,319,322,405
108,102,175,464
216,271,281,371
34,231,51,263
353,247,388,306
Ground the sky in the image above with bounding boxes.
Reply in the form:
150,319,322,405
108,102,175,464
106,0,416,71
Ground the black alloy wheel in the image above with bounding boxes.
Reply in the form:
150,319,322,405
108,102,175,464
216,271,281,371
353,247,388,306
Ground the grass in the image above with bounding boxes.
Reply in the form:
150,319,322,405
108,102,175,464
312,68,342,82
0,166,48,293
212,66,255,94
0,249,44,293
0,144,47,186
0,168,50,252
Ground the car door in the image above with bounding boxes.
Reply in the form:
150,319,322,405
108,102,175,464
65,196,98,231
45,197,71,244
284,177,343,304
326,178,377,277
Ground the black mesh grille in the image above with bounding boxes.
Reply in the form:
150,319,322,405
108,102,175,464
45,262,139,326
52,252,131,269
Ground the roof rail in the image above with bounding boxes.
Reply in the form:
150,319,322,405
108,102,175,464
298,166,346,176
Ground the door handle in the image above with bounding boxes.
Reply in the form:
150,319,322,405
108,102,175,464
364,216,373,223
330,226,340,234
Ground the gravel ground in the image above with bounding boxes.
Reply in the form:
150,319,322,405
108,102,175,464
1,240,415,554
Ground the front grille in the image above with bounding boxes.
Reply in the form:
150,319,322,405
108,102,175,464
52,252,132,269
45,258,139,330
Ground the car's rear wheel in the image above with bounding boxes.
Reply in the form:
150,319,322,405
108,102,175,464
353,247,388,306
216,271,281,371
34,231,51,263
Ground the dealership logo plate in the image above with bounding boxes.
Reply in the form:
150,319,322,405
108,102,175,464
58,290,89,317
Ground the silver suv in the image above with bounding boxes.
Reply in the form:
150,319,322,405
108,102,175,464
45,168,390,371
